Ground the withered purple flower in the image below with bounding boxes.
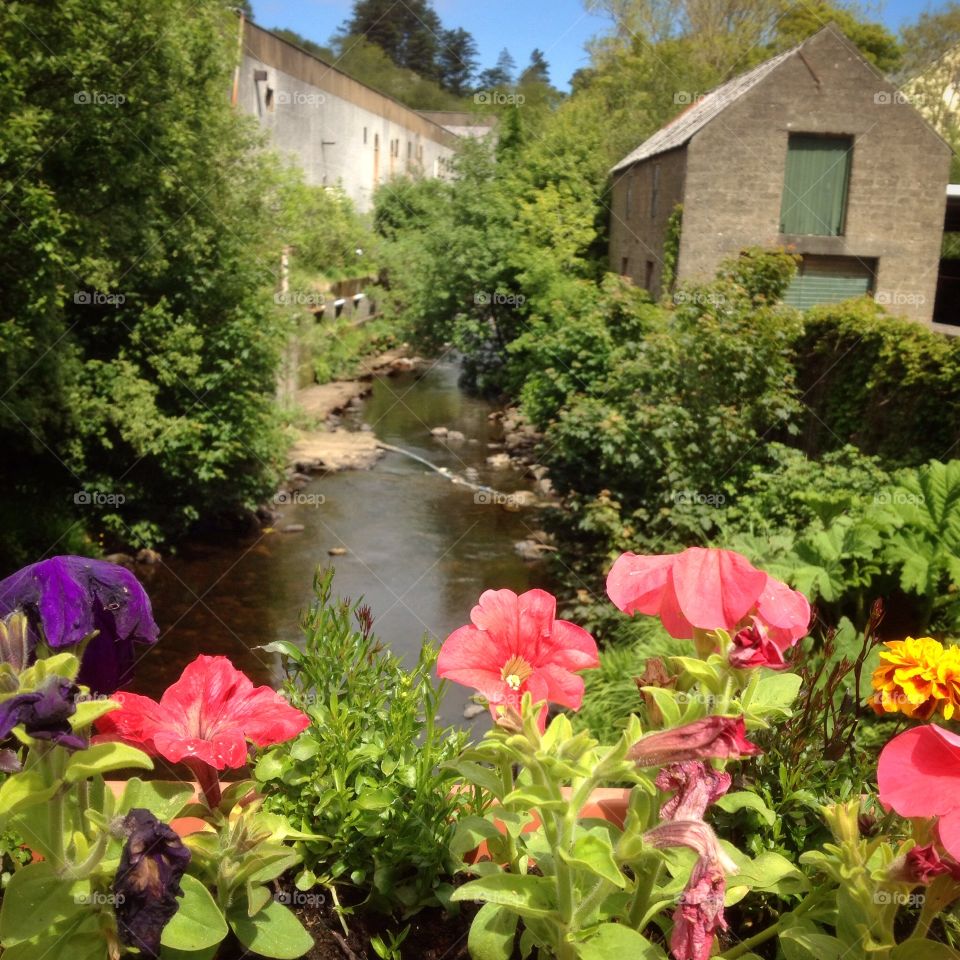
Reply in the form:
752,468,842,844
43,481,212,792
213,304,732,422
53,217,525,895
113,809,191,958
0,556,158,692
0,678,86,750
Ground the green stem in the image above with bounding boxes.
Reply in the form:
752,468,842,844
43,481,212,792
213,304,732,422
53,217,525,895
628,854,663,929
497,754,519,872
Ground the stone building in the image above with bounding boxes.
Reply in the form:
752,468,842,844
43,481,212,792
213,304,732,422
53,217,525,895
608,25,952,325
237,21,459,212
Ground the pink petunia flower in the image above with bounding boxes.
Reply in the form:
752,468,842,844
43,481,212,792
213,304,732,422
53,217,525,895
437,588,599,731
877,724,960,859
629,716,761,767
95,655,310,805
606,547,810,651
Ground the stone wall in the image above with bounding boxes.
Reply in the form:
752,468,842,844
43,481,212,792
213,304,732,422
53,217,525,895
608,147,687,299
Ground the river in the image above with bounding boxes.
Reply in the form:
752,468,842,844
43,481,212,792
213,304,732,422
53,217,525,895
130,360,549,725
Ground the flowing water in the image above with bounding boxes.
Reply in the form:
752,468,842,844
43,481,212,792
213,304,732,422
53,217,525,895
131,361,548,725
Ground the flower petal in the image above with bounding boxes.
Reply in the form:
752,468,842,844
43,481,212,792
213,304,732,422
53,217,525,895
539,620,599,672
877,724,960,818
535,663,585,711
755,576,811,647
671,548,767,633
937,808,960,861
606,552,676,616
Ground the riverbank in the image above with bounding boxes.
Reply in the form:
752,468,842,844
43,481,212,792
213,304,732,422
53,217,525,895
285,347,424,473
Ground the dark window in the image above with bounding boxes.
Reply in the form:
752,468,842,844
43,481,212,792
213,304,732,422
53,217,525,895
645,260,655,290
265,87,274,110
780,135,853,236
651,164,661,219
621,257,630,276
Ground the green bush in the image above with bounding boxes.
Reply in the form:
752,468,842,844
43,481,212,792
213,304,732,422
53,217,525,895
0,0,291,562
255,571,473,918
795,298,960,466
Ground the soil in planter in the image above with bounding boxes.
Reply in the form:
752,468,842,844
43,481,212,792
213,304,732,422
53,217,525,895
216,889,485,960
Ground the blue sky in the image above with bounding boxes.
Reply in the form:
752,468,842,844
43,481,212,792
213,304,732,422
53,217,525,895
249,0,942,90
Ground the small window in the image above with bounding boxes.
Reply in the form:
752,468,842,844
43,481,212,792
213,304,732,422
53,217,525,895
645,260,655,291
621,257,630,276
265,87,274,111
650,164,661,219
363,127,368,145
781,134,853,236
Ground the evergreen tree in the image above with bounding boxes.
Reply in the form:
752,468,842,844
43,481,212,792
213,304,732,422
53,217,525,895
476,48,516,90
438,27,479,96
520,48,551,85
344,0,443,75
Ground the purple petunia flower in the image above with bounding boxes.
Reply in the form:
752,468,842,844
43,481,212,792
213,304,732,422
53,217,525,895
0,677,87,750
113,809,191,958
0,556,158,692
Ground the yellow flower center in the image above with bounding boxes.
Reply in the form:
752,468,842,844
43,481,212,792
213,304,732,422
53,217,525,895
501,655,533,691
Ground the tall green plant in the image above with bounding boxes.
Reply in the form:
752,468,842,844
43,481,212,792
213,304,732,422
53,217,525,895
255,571,473,919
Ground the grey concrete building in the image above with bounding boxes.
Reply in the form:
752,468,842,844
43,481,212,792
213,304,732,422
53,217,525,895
237,21,459,212
609,25,952,325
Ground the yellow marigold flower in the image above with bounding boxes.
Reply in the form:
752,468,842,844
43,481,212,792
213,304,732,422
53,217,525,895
871,637,960,720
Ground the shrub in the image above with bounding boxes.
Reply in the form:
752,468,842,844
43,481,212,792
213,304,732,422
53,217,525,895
255,571,473,918
795,298,960,466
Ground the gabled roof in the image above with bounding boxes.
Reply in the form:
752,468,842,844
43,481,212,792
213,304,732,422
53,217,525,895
610,28,857,173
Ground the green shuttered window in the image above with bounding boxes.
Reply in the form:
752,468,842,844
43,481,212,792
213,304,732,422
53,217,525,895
783,256,875,311
780,135,853,236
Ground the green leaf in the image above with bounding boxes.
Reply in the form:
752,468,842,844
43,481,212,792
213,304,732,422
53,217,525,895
733,851,807,894
560,834,626,889
229,899,314,959
160,875,228,953
451,874,558,920
160,946,219,960
257,640,304,662
578,924,669,959
447,760,505,797
450,816,504,861
69,698,119,729
713,791,776,826
467,903,519,960
746,672,803,716
0,770,61,816
890,943,960,960
0,862,87,944
669,656,723,692
117,778,194,822
779,920,844,960
64,742,152,782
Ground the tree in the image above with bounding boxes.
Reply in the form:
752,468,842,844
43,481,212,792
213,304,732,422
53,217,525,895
0,0,289,563
476,48,517,90
437,27,478,96
520,48,551,85
344,0,443,77
774,2,902,74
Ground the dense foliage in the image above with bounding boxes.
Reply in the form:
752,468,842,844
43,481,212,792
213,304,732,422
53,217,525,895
0,0,291,564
